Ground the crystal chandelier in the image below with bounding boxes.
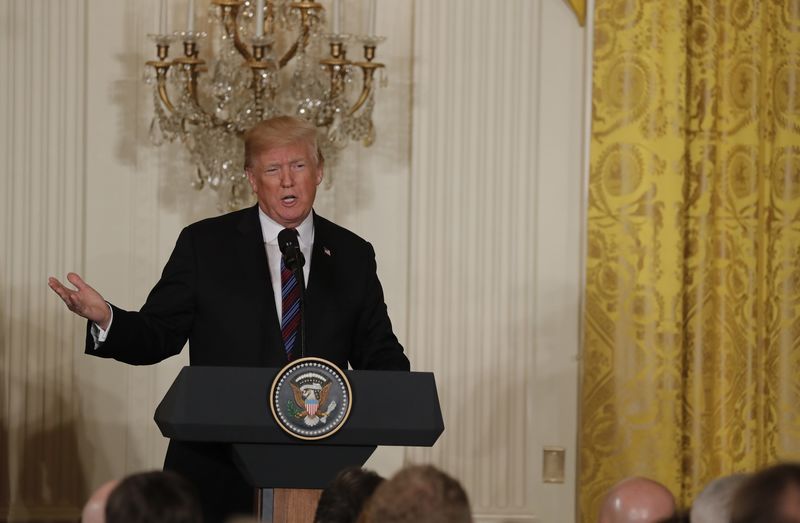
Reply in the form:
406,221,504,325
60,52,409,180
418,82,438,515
144,0,387,210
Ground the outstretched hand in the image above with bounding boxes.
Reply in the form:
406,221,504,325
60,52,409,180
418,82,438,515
48,273,111,329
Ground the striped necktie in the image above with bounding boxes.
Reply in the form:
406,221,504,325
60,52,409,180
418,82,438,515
280,253,301,360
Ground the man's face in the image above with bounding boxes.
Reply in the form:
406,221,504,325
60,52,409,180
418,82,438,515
246,143,323,228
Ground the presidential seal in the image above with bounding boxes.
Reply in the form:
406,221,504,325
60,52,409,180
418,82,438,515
269,357,352,440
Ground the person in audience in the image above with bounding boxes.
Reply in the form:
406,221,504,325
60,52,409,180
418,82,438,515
314,467,384,523
598,477,676,523
82,479,120,523
359,464,472,523
105,470,203,523
690,473,748,523
731,462,800,523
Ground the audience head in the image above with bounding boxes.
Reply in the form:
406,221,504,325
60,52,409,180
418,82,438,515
690,473,748,523
731,462,800,523
359,464,472,523
105,470,203,523
82,479,120,523
314,467,384,523
598,477,676,523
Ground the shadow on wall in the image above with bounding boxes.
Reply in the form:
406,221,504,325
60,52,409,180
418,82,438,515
106,1,220,224
16,404,88,520
109,0,145,172
0,306,122,522
313,149,366,226
2,377,88,521
1,334,8,519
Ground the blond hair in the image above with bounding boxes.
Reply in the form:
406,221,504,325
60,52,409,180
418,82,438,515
243,115,324,169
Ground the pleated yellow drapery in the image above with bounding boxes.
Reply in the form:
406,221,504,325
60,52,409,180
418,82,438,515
580,0,800,520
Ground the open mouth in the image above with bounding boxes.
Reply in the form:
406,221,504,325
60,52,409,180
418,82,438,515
281,195,298,204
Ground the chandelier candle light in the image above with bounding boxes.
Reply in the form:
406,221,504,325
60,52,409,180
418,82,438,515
145,0,386,210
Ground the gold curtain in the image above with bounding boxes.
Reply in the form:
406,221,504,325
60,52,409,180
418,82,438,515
580,0,800,520
566,0,587,26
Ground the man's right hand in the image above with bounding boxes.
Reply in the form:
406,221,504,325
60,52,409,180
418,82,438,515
48,272,112,330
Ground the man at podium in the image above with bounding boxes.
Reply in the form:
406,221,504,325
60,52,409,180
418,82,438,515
49,116,410,521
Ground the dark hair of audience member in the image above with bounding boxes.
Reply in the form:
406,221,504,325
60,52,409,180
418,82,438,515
731,462,800,523
359,464,472,523
105,470,203,523
313,467,384,523
657,511,690,523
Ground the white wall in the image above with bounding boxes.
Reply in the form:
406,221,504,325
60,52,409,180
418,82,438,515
0,0,586,521
1,2,87,520
407,1,585,521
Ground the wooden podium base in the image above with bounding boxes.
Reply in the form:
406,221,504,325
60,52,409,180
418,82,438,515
256,488,322,523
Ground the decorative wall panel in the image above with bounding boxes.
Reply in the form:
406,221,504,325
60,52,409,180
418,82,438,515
407,1,585,521
0,1,87,520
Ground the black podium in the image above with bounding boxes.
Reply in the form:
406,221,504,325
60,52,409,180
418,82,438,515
155,366,444,522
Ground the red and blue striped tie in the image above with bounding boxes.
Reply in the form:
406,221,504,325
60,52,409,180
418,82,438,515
281,254,301,360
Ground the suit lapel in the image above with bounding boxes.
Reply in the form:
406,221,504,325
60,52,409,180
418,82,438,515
308,212,335,294
236,205,287,365
305,213,336,355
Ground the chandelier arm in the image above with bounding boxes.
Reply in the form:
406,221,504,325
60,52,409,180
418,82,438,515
248,40,279,122
222,3,253,62
146,63,176,113
173,58,205,104
171,79,226,130
347,63,382,116
278,2,321,69
231,29,254,62
248,66,268,121
170,56,224,131
157,80,176,113
316,57,348,127
184,109,230,130
277,17,313,69
177,117,216,137
321,54,348,93
147,40,177,114
278,39,301,69
180,41,205,107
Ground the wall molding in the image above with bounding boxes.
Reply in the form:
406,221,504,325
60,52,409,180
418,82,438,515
407,0,584,520
0,0,88,516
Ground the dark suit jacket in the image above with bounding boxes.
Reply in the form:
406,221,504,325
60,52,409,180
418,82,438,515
85,205,409,520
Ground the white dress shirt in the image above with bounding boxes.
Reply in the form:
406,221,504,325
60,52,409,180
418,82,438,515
92,208,315,345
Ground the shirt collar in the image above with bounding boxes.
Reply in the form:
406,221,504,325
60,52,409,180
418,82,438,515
257,206,314,247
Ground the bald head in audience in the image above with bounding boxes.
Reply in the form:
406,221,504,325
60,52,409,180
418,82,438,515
82,480,119,523
598,477,676,523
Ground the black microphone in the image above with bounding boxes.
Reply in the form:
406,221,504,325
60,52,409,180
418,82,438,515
277,228,305,271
